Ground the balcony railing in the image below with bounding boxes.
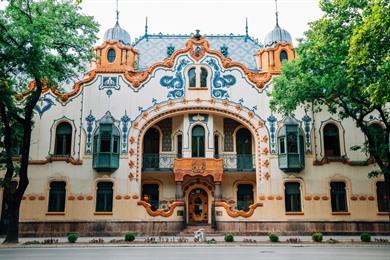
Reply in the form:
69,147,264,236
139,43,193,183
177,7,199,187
93,152,119,172
217,154,255,172
142,153,176,171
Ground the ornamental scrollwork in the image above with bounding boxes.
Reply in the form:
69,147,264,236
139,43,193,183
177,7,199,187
206,58,236,99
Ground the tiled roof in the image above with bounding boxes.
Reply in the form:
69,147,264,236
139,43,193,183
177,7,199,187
133,34,263,70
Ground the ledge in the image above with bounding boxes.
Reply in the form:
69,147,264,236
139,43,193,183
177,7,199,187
313,156,375,166
215,201,263,218
377,212,390,216
45,212,65,216
285,212,304,215
93,212,113,216
137,201,184,217
13,155,83,165
332,212,351,215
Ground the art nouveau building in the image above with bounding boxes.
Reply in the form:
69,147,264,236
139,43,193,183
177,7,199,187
1,16,389,236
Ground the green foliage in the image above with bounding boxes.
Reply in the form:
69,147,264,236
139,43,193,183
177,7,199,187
124,232,136,242
312,232,323,242
67,233,78,243
270,0,390,178
224,233,234,242
360,232,371,242
269,233,279,242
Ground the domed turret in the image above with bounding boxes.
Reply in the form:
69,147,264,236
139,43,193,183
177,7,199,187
264,24,292,48
103,21,131,45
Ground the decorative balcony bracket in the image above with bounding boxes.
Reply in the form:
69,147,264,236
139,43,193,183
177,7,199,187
173,158,224,182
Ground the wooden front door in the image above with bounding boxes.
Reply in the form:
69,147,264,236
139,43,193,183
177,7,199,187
188,188,208,224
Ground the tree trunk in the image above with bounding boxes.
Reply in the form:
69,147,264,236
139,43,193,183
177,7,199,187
3,198,21,244
384,173,390,222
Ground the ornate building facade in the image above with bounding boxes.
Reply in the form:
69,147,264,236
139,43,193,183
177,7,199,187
1,13,389,236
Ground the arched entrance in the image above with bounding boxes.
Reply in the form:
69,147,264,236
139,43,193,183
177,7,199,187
236,128,253,171
188,188,208,224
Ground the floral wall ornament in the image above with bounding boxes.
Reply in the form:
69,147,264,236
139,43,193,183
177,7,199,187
205,57,237,99
302,114,312,152
266,114,277,153
120,112,131,154
34,97,55,118
85,111,95,154
160,58,189,99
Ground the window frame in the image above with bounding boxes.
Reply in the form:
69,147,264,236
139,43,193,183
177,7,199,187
54,122,72,156
95,181,114,213
48,181,67,213
330,181,348,212
284,182,302,213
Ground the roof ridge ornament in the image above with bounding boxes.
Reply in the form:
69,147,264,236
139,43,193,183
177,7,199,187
116,0,119,25
275,0,279,26
145,16,149,36
245,17,249,37
194,29,202,40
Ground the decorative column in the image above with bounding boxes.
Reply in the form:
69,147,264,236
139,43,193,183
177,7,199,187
175,181,184,201
214,182,222,201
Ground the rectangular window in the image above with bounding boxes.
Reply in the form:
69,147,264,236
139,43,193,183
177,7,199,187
285,182,302,212
96,182,113,212
142,184,159,211
100,131,111,152
279,138,285,154
177,135,182,158
377,182,389,212
330,182,348,212
48,182,66,212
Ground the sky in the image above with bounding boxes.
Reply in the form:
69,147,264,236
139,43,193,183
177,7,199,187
80,0,323,46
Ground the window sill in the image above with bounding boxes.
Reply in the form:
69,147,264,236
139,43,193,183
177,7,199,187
94,212,113,215
332,212,351,215
46,212,65,216
285,212,304,215
188,87,209,90
377,212,390,216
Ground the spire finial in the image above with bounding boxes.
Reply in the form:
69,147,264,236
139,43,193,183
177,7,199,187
275,0,279,26
145,16,148,36
245,17,249,36
116,0,119,24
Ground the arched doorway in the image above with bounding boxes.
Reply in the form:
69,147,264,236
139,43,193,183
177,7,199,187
236,128,253,171
143,127,160,170
188,188,208,224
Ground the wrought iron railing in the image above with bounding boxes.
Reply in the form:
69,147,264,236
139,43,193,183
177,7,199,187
142,153,176,171
216,154,255,172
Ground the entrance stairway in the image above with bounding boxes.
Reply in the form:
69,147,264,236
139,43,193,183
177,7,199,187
178,225,222,236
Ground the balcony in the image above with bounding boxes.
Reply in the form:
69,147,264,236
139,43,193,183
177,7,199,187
142,153,176,171
93,152,119,172
278,153,304,172
217,154,255,172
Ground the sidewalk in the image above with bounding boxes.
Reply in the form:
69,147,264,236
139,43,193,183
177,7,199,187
1,235,390,248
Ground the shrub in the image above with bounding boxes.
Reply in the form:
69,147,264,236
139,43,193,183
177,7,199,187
224,233,234,242
312,232,323,242
125,232,136,242
269,233,279,242
360,232,371,242
67,233,78,243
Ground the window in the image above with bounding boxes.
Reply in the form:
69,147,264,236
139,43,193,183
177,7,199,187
280,50,288,62
330,182,348,212
48,181,66,212
177,134,182,158
188,66,209,88
237,184,254,211
285,182,302,212
377,181,389,212
54,122,72,156
188,68,196,88
107,49,116,63
214,135,219,158
142,184,159,211
192,125,205,157
368,123,385,156
324,123,341,157
200,68,208,87
96,182,113,212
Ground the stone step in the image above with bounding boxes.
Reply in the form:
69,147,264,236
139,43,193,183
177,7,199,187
178,225,222,236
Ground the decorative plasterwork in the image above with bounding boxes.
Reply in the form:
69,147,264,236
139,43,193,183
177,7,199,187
173,158,224,182
19,156,83,165
215,201,263,218
137,200,184,217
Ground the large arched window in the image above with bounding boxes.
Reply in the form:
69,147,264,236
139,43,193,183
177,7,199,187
96,182,113,212
143,127,160,170
48,181,66,212
192,125,205,157
54,122,72,156
236,128,253,171
280,50,288,62
188,68,196,88
368,123,385,156
237,184,254,211
324,123,341,157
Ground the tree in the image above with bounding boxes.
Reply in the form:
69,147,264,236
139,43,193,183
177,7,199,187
270,0,389,213
0,0,98,243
